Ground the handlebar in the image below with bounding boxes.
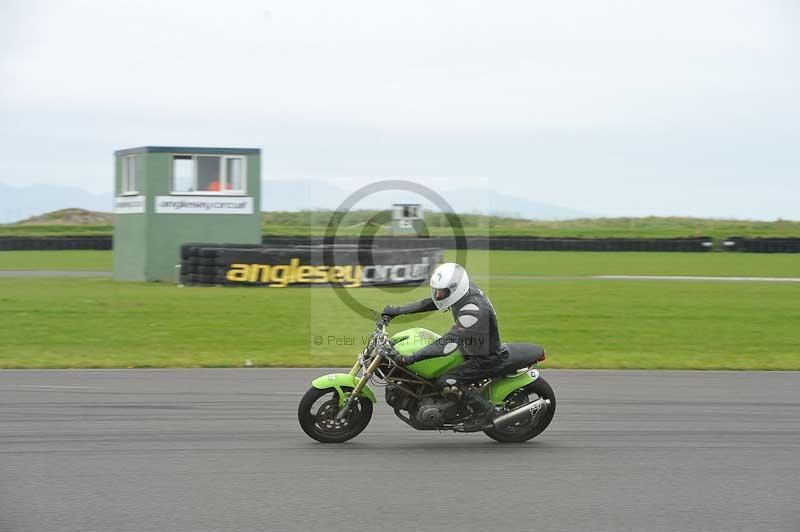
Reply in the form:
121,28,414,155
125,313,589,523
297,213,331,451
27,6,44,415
369,305,394,328
371,318,395,356
376,315,392,327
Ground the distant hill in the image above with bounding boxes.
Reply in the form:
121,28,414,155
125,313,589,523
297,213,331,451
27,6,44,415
2,182,798,240
258,212,800,239
0,180,588,223
260,179,591,220
441,187,589,219
4,207,798,241
0,183,111,224
16,208,113,225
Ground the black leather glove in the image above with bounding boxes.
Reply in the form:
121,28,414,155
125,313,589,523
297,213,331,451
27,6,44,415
381,305,401,321
394,354,417,367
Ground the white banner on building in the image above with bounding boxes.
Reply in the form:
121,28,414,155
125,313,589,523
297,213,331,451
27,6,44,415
154,196,254,215
114,195,146,214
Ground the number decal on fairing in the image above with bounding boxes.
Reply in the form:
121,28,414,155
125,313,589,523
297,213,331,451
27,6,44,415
529,369,540,380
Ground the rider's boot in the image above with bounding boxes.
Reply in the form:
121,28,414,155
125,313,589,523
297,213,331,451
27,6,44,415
458,389,498,432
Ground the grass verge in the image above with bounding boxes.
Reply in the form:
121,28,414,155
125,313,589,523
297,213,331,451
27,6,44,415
1,250,798,278
0,251,113,271
1,276,797,369
458,250,800,278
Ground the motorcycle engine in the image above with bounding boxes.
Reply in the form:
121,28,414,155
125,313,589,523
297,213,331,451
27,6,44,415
385,385,415,412
414,397,459,427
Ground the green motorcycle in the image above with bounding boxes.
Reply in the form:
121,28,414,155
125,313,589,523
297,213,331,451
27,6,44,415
298,317,555,443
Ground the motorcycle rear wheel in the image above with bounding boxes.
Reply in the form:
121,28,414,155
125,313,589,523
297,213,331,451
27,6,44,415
298,386,373,443
483,377,556,443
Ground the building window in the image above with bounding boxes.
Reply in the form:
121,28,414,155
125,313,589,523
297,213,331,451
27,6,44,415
226,157,243,191
172,156,194,193
170,155,246,194
121,155,138,194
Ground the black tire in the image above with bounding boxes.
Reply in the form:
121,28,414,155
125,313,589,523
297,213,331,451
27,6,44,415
298,386,373,443
484,377,556,443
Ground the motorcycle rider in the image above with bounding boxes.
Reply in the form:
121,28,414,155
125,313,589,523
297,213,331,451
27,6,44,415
381,262,506,430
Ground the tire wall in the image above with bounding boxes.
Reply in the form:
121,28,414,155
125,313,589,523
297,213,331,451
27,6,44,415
722,237,800,253
179,244,444,287
5,235,800,252
0,236,112,251
261,236,715,252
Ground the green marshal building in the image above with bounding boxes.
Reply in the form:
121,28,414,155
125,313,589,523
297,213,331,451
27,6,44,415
112,146,262,282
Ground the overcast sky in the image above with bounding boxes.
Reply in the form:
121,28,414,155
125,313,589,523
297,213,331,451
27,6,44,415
1,0,798,219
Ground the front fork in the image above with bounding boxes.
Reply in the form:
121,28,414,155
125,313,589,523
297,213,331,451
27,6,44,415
348,361,360,377
336,354,382,421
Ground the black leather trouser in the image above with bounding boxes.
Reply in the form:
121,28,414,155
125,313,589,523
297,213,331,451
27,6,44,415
435,354,504,389
435,356,502,415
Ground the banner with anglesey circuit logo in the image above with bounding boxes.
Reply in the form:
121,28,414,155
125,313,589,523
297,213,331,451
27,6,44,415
179,245,443,288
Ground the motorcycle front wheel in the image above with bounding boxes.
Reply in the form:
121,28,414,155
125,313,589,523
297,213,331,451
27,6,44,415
298,386,373,443
483,377,556,443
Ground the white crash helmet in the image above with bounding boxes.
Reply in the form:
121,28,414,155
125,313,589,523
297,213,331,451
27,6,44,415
429,263,470,311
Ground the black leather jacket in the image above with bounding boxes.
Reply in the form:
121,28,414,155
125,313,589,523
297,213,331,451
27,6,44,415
393,284,502,362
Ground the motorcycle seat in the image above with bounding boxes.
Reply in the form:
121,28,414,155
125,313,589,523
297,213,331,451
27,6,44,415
493,343,546,375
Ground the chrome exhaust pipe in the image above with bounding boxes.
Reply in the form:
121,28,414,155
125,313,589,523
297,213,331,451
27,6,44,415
492,398,550,429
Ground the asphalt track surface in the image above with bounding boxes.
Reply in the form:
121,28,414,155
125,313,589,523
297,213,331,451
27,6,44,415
1,370,798,532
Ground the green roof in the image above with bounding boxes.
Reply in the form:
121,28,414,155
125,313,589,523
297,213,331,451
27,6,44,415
114,146,260,156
